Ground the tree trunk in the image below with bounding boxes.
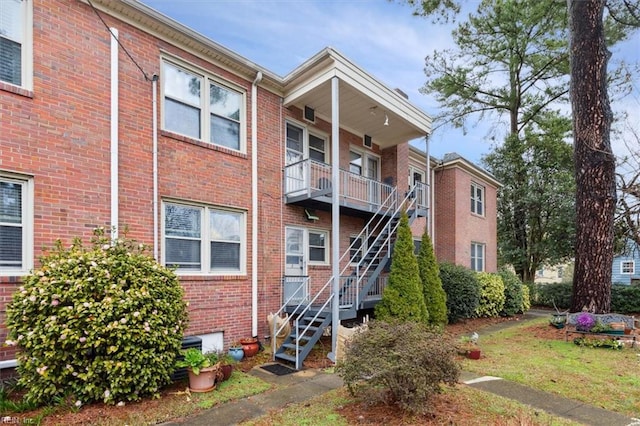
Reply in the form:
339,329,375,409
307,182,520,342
568,0,615,313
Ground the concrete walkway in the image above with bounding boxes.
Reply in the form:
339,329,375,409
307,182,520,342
165,310,640,426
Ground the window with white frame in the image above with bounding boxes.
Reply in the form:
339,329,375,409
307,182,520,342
621,260,635,275
285,122,328,165
470,242,485,272
0,0,32,89
349,149,380,179
471,182,484,216
0,174,33,274
162,60,244,151
163,201,246,274
308,230,328,264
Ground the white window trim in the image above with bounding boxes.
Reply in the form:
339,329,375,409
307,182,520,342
471,181,485,217
0,172,34,276
161,200,247,276
620,260,634,275
349,146,380,179
471,242,485,272
161,56,247,153
285,119,330,164
409,166,425,186
307,228,329,266
0,0,33,90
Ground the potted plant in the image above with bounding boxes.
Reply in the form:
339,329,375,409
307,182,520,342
175,348,220,392
575,312,596,332
239,337,260,357
550,313,566,329
228,342,244,362
217,352,237,382
459,333,481,360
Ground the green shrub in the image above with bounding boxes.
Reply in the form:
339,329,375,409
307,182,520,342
522,284,531,312
498,268,527,316
336,320,460,415
534,282,572,309
417,229,447,327
438,263,480,323
475,272,506,317
611,284,640,313
5,229,189,405
375,211,428,323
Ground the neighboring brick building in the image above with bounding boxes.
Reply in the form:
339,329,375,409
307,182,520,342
0,0,498,369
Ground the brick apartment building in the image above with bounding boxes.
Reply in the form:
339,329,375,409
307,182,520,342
0,0,499,370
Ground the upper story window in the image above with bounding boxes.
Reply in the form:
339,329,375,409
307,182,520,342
285,122,328,165
471,182,484,216
621,260,635,275
163,201,246,275
470,242,485,272
0,0,32,89
349,149,380,180
162,60,245,151
0,173,33,275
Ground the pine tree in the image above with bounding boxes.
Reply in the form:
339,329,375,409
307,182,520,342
375,211,428,323
418,228,447,327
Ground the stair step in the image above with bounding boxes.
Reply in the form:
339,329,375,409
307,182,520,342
282,343,305,351
296,325,319,333
274,353,297,363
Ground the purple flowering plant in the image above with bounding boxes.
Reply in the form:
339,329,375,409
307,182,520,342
576,312,596,331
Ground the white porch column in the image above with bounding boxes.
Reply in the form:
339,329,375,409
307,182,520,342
330,76,340,362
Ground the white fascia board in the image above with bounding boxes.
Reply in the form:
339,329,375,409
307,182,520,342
440,158,502,188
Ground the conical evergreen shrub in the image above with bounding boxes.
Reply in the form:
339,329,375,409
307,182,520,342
375,211,428,323
418,228,447,327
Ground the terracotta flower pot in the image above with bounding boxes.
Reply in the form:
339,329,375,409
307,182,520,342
467,349,481,360
187,366,217,392
220,364,233,381
240,337,259,358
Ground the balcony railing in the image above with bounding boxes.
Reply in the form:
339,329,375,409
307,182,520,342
284,159,399,211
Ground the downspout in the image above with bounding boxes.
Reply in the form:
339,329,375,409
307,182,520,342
152,74,159,261
251,71,263,338
110,28,119,240
425,134,432,237
329,76,340,362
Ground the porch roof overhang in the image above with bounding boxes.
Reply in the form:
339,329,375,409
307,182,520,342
282,48,432,149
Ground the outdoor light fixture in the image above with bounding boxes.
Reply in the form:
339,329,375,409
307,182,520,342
384,113,389,126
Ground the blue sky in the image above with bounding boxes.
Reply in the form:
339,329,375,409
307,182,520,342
141,0,639,165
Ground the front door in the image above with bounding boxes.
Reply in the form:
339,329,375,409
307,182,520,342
284,227,308,303
285,123,306,195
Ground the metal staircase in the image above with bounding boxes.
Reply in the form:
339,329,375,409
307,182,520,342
271,186,423,369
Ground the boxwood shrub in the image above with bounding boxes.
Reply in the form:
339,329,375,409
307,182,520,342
533,282,572,309
498,268,528,316
611,284,640,313
438,262,480,323
5,229,189,405
475,272,506,317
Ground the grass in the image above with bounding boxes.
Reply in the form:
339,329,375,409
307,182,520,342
463,317,640,416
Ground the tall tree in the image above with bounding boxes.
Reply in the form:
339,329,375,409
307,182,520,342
568,0,615,313
375,211,429,323
419,0,574,281
484,114,575,282
417,227,447,327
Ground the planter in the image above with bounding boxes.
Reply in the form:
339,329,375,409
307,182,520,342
467,349,481,360
228,347,244,362
187,366,217,393
220,364,234,382
240,337,260,358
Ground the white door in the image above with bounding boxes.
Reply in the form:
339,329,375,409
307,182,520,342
284,227,308,303
285,123,306,195
367,156,380,205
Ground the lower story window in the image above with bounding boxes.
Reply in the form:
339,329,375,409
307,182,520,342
163,201,245,274
470,242,485,272
0,174,33,275
308,230,328,264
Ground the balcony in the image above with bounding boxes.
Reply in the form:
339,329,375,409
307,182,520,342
284,159,428,216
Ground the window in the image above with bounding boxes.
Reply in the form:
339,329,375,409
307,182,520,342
471,182,484,216
557,266,564,279
163,201,245,274
0,0,32,89
349,151,362,175
621,260,635,275
162,60,244,151
308,230,328,264
470,242,485,272
349,149,380,179
285,122,328,165
0,174,32,274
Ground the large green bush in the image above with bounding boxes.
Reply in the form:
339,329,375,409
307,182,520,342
417,229,447,327
498,268,528,316
611,285,640,313
475,272,506,317
533,282,572,309
438,262,480,323
375,211,428,323
5,230,189,405
336,320,460,414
